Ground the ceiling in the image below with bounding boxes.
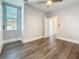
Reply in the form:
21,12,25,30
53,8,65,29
24,0,79,13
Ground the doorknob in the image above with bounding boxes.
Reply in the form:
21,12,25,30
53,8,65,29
2,25,5,30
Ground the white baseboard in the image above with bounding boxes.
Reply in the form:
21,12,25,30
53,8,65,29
3,37,22,44
57,37,79,44
22,36,43,43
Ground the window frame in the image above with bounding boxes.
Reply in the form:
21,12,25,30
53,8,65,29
2,2,21,31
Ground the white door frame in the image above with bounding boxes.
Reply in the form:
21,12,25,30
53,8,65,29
0,3,3,54
43,16,58,39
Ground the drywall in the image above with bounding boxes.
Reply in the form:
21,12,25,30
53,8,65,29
49,3,79,41
3,0,23,6
23,5,45,43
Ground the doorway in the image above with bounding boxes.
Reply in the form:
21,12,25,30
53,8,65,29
50,16,58,40
44,16,58,40
3,3,22,43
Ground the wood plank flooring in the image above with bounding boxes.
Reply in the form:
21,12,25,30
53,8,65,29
0,38,79,59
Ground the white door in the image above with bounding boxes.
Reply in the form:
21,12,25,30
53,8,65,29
3,3,21,43
0,3,3,54
50,16,58,39
50,19,54,38
44,17,50,38
44,16,58,39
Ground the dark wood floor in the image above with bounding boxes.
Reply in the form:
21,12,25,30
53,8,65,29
0,38,79,59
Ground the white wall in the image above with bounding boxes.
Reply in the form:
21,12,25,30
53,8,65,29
3,0,23,7
49,3,79,42
23,5,45,43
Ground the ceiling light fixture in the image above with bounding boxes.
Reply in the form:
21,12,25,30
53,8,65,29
46,0,53,5
24,0,63,8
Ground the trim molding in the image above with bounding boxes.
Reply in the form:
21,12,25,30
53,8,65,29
22,36,43,43
44,35,50,38
57,37,79,44
0,43,3,54
3,37,22,44
3,36,44,44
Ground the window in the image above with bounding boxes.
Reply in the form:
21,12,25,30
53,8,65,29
6,5,17,30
